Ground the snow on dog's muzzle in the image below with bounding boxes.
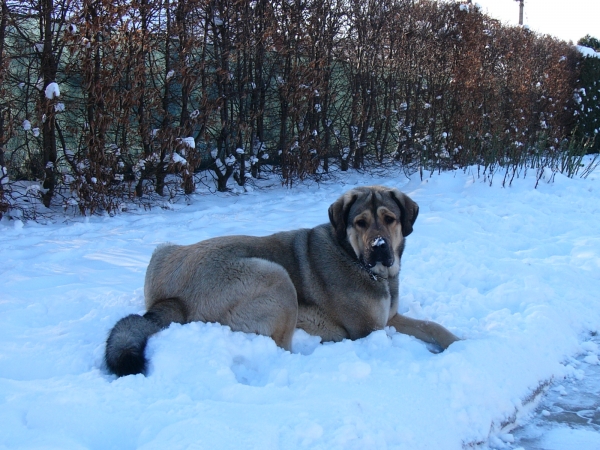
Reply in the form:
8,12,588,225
367,236,394,267
371,236,386,247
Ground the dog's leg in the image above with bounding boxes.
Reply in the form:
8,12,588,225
387,314,459,351
105,298,187,377
221,258,298,351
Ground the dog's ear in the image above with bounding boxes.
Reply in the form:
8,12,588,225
328,191,358,241
389,189,419,237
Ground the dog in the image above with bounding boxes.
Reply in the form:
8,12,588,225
105,186,459,376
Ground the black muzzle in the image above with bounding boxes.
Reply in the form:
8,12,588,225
365,236,395,268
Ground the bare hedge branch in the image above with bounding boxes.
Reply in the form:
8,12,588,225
0,0,597,217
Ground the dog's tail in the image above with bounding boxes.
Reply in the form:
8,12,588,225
105,298,187,377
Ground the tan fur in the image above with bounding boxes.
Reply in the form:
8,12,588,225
144,185,459,350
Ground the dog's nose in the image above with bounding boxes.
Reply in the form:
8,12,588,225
371,236,388,248
368,236,394,268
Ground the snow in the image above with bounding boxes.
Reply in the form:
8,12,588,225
1,164,600,449
576,45,600,59
44,82,60,99
178,137,195,149
512,336,600,448
534,428,600,450
171,152,187,165
371,236,386,247
0,166,8,185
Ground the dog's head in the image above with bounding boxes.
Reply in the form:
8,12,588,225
328,186,419,278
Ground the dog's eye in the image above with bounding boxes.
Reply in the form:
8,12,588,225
355,219,367,228
384,216,396,225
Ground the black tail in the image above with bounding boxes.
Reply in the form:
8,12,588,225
105,298,188,377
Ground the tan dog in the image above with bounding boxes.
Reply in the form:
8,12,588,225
105,186,459,376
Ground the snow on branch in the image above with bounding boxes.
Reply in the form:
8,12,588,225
45,82,60,99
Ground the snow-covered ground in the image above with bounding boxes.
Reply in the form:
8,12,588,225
512,334,600,450
1,164,600,450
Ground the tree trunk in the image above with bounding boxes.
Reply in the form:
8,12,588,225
40,0,58,208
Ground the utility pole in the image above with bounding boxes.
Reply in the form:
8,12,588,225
515,0,524,25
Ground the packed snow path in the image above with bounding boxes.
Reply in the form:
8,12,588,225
1,166,600,449
512,335,600,450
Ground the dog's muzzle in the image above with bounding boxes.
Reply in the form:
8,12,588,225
365,236,395,268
